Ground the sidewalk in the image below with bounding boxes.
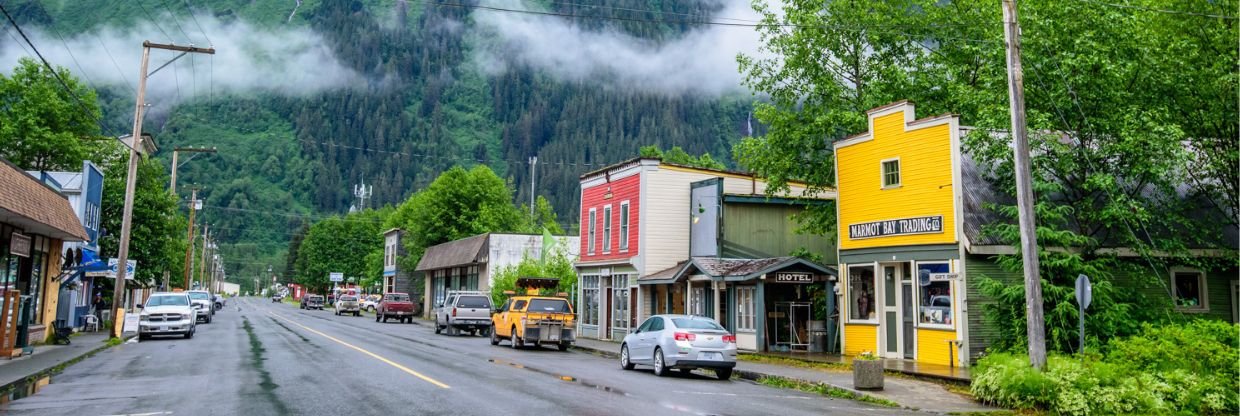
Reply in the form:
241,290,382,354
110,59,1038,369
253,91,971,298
572,338,996,414
0,332,112,391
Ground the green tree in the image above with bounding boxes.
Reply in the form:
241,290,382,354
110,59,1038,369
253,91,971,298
489,240,577,305
639,145,727,170
293,208,388,294
0,58,100,171
97,142,188,287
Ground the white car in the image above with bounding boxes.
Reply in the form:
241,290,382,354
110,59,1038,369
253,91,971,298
187,290,214,324
138,292,197,340
620,315,737,380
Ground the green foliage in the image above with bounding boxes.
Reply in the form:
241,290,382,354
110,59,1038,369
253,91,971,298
292,208,389,294
0,58,100,170
97,143,188,287
639,145,726,170
489,240,577,306
972,320,1240,415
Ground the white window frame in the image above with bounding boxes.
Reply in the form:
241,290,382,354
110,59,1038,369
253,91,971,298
602,204,613,253
914,261,955,330
1171,267,1209,312
847,264,880,324
736,286,756,332
881,157,901,189
587,208,597,254
581,275,600,327
619,201,630,251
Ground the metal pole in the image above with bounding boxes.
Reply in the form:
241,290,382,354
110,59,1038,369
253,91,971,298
529,156,537,216
111,44,151,339
1002,0,1046,370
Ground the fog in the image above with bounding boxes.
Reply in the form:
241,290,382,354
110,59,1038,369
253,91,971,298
471,0,767,97
0,13,361,107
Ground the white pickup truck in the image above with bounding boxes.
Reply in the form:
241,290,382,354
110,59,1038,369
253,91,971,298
434,291,493,336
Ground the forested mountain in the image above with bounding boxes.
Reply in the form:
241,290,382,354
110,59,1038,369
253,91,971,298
6,0,758,280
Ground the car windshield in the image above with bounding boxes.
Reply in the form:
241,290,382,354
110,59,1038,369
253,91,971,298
146,295,189,307
526,299,571,313
341,296,357,301
672,318,725,330
387,295,409,302
308,296,322,301
188,292,209,300
456,296,491,308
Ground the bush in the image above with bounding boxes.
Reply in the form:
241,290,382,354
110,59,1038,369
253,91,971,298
972,320,1239,415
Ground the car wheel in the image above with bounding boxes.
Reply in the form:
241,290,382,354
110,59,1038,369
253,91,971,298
489,325,500,346
375,313,381,323
653,348,667,377
715,368,733,380
206,314,212,324
382,315,388,323
621,344,635,370
435,321,441,334
557,342,570,352
185,327,195,339
511,326,523,349
139,333,149,342
354,311,360,317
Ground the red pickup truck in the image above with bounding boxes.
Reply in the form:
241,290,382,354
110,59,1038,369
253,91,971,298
376,293,418,323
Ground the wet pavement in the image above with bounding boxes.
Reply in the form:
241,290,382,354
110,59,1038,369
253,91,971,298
0,298,922,415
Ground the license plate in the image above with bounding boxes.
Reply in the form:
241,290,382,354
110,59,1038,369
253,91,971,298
701,352,720,361
159,326,168,332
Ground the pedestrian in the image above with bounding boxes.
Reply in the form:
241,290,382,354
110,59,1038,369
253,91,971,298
93,293,107,323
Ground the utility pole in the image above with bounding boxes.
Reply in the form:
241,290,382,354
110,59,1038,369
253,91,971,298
170,147,216,195
183,188,199,289
1002,0,1046,370
199,225,210,289
529,156,537,216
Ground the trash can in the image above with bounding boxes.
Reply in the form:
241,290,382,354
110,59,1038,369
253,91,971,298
809,320,827,353
15,296,31,349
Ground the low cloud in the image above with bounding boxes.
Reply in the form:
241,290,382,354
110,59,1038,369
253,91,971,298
0,13,361,107
472,0,767,97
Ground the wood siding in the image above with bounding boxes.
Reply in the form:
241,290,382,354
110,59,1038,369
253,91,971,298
843,324,879,355
579,174,640,262
643,168,719,276
836,110,957,250
916,328,957,366
722,203,837,263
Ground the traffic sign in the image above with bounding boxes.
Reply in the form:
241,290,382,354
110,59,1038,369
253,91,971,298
1075,274,1091,310
329,272,344,282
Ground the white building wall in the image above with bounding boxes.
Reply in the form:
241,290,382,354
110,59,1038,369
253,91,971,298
485,234,581,292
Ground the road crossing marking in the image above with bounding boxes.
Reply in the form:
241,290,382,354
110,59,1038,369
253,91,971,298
268,311,451,389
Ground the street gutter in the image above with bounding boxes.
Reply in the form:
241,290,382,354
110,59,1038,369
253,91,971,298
0,334,134,395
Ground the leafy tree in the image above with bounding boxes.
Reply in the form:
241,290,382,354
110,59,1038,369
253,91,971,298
521,196,564,235
292,208,388,294
489,240,577,305
0,58,100,170
97,142,188,288
639,145,727,170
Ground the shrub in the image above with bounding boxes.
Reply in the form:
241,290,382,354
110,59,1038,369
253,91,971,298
972,320,1239,415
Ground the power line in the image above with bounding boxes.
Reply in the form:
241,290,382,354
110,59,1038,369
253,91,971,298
1070,0,1237,20
47,24,99,91
135,0,174,41
159,0,194,42
0,4,103,128
181,0,213,46
298,137,617,170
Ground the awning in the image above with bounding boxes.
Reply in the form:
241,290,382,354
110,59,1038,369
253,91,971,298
638,256,836,285
61,247,107,285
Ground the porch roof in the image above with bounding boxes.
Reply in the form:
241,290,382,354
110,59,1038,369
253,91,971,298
638,257,836,284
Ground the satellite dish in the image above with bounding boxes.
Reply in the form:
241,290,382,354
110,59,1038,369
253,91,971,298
919,269,931,286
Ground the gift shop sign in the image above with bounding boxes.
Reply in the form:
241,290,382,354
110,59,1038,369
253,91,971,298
848,216,943,239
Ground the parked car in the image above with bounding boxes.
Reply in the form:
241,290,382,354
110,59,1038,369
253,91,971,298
359,295,380,312
335,295,361,316
376,292,415,323
300,294,325,310
490,294,575,351
620,315,736,380
187,290,214,324
213,294,226,312
137,292,196,340
271,294,283,303
435,291,493,336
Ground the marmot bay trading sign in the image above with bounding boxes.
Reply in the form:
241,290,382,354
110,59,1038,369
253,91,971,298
849,216,944,239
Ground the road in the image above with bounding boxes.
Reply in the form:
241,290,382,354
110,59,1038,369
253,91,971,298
2,298,916,416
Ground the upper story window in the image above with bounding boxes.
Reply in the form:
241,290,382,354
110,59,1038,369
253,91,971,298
587,208,597,254
603,205,612,252
1172,269,1208,311
619,201,630,250
882,158,901,188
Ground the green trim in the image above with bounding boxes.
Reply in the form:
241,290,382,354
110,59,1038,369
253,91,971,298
839,244,960,264
723,195,833,206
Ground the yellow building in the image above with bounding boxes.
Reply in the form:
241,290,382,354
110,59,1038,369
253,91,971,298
834,101,965,367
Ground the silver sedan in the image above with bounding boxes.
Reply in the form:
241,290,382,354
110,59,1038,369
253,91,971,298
620,314,737,380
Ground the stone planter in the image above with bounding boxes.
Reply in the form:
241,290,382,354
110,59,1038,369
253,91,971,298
852,359,884,390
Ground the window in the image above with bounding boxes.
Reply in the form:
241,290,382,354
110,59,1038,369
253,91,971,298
587,209,597,254
581,275,600,326
466,265,479,291
648,317,664,331
528,299,572,313
619,202,630,250
603,205,613,252
689,286,705,316
513,300,528,311
1172,270,1207,310
637,317,655,333
736,286,756,331
848,265,877,322
613,275,629,328
456,296,491,309
672,317,725,330
881,158,901,188
917,262,954,327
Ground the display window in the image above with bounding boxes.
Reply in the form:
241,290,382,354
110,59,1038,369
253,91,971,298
847,265,877,323
917,262,953,328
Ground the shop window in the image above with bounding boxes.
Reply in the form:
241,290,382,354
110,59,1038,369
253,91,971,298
917,262,953,327
1172,270,1207,311
736,286,756,331
848,265,877,322
466,265,479,291
581,275,599,326
612,275,629,328
690,286,706,316
603,205,613,252
587,209,596,254
881,158,901,188
619,201,630,250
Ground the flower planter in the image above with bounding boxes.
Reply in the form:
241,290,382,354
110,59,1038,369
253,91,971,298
852,359,884,390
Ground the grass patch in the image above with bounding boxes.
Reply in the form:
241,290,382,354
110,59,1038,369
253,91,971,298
105,337,123,347
757,375,900,408
739,353,851,371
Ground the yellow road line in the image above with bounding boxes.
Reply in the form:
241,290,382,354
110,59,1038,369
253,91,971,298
268,311,451,389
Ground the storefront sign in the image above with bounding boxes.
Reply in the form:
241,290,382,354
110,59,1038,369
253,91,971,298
774,272,813,283
929,273,958,281
8,233,30,258
848,216,943,239
329,272,344,282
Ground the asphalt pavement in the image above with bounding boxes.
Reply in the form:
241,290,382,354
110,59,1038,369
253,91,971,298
0,298,920,415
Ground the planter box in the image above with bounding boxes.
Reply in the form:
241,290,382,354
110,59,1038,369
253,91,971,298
852,359,884,390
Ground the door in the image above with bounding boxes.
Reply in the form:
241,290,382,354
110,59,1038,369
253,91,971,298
882,264,902,358
603,287,613,340
631,317,656,362
902,283,915,359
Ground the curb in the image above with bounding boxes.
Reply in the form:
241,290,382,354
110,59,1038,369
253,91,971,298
0,334,132,394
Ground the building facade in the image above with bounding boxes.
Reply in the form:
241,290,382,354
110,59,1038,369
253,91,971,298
29,161,105,330
382,229,416,296
416,233,580,318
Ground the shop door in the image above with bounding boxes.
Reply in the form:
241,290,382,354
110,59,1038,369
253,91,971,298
603,287,613,339
902,283,914,359
882,264,902,358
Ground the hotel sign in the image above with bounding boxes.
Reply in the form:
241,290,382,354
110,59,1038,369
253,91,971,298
848,216,943,239
774,272,813,283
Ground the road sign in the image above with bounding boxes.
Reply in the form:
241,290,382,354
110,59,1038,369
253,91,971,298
329,272,344,282
1075,274,1091,310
